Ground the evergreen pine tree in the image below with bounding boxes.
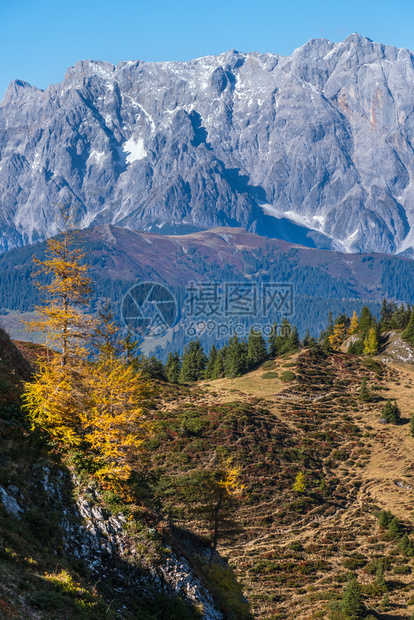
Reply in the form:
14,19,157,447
327,311,334,336
139,355,166,380
381,592,390,610
211,350,226,379
402,309,414,346
280,318,292,341
380,298,393,331
319,330,331,351
388,516,403,538
247,329,268,368
389,401,401,424
341,575,366,619
398,533,414,556
359,305,373,335
205,345,218,380
224,336,248,378
271,319,293,354
359,378,370,402
268,323,278,358
303,329,315,347
381,399,401,424
122,331,140,366
378,509,393,528
165,351,181,383
381,399,393,422
319,315,333,351
392,303,411,330
179,339,207,382
348,338,365,355
285,325,300,352
403,303,412,329
375,560,387,590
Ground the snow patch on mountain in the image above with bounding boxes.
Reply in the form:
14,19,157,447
122,137,147,164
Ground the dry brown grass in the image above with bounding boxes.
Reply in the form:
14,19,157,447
158,350,414,619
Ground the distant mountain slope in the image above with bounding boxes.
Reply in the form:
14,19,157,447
1,224,413,303
3,225,414,354
2,35,414,253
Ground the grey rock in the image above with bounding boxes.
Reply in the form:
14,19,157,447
91,505,105,520
65,491,224,619
4,34,412,254
0,485,23,518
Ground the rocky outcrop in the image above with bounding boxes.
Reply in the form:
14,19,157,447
0,485,24,519
376,330,414,365
0,461,224,618
62,491,223,619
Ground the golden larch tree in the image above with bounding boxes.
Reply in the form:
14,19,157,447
328,322,346,350
348,311,359,335
81,304,151,482
23,203,92,445
293,471,306,493
187,457,244,551
364,327,379,356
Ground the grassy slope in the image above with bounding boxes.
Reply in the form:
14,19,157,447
149,349,414,620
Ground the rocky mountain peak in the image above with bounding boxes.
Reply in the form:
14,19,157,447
1,36,414,254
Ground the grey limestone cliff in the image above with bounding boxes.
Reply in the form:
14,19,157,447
1,34,414,254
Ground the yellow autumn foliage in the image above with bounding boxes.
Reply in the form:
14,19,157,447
23,203,151,485
82,354,150,481
26,204,93,365
293,471,306,493
23,357,86,445
218,457,245,497
364,327,379,356
328,322,346,350
348,311,359,335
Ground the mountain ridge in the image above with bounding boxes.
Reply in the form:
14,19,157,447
2,34,414,253
4,225,414,354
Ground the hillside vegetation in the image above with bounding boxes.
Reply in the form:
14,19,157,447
147,347,414,619
3,326,414,618
2,220,414,619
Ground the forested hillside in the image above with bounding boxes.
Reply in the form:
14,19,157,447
6,224,414,356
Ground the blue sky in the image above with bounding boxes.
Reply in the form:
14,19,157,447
1,0,414,99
